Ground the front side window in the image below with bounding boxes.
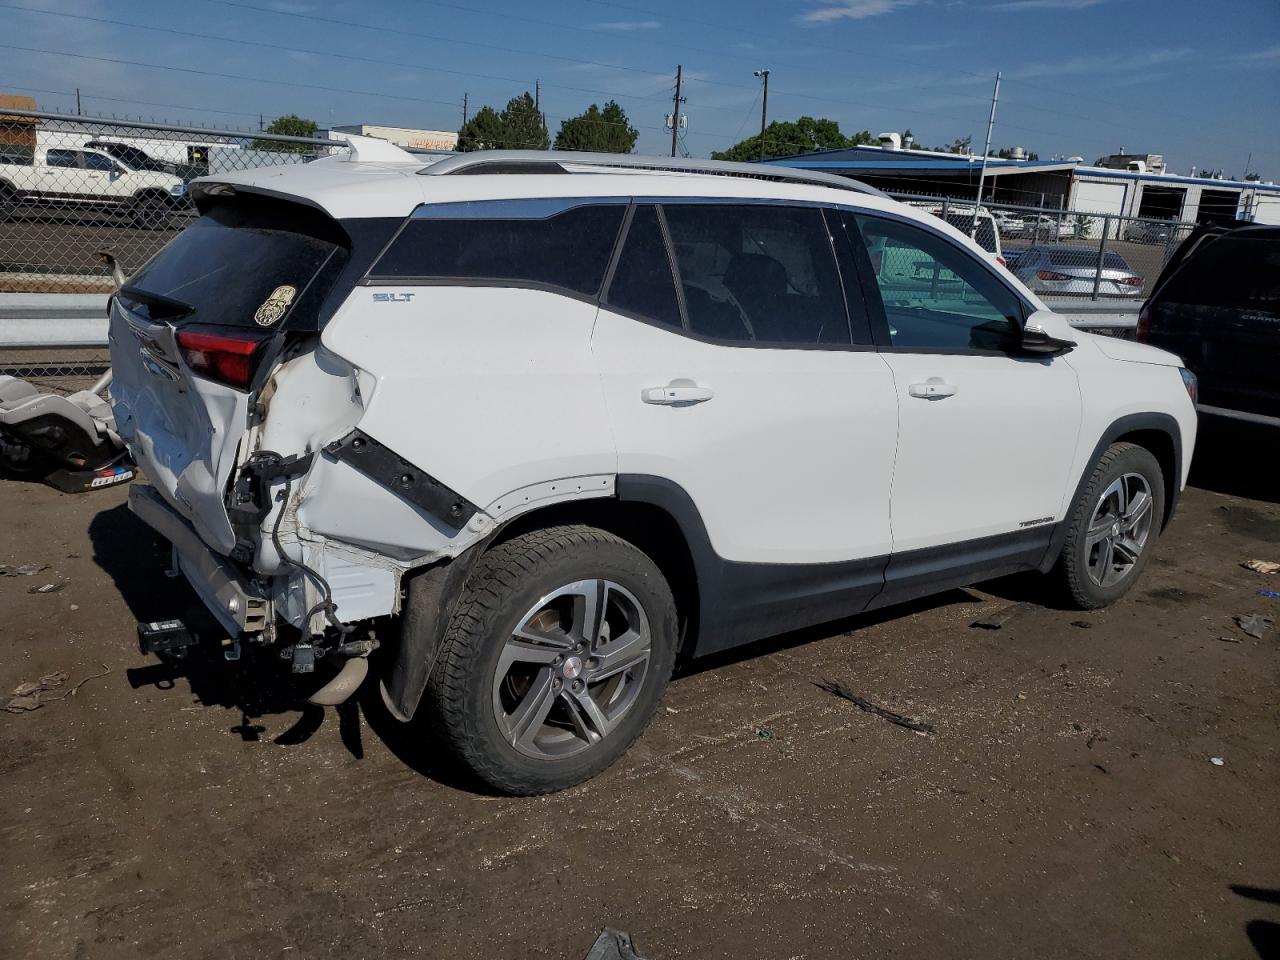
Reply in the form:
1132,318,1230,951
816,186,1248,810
370,199,626,298
46,149,79,168
662,203,851,346
853,215,1023,352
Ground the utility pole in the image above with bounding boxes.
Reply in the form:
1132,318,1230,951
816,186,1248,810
75,87,81,116
462,92,469,127
670,64,684,158
972,70,1001,238
754,69,770,161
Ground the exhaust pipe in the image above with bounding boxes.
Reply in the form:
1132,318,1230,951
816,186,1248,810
307,655,369,706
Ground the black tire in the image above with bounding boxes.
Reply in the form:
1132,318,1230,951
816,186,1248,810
0,183,16,221
130,193,170,230
423,525,678,795
1051,442,1165,609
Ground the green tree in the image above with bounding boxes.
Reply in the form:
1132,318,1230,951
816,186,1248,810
711,116,874,162
554,100,637,154
457,105,505,152
1245,172,1262,182
252,114,318,154
457,92,549,151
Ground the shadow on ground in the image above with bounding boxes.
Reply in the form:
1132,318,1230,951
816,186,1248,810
1190,417,1280,505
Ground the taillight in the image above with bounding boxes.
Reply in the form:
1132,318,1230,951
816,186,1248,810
1117,275,1143,287
996,255,1008,268
1136,304,1150,341
175,328,267,390
1037,270,1070,281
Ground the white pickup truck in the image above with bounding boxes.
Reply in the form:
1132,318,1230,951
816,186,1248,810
0,145,188,227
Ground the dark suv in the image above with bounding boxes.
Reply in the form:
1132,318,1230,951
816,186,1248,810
1138,223,1280,425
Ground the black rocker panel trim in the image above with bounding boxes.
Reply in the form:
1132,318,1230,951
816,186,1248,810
616,475,1055,658
324,428,478,532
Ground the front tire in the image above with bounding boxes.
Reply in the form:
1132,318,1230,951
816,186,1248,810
423,525,678,795
1052,442,1165,609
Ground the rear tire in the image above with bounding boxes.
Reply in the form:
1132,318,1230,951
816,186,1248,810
1051,442,1165,609
423,525,678,795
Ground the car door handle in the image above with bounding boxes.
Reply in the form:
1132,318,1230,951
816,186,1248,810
908,380,958,400
641,381,713,406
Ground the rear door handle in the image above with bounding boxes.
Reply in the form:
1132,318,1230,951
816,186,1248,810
908,379,957,400
641,380,713,406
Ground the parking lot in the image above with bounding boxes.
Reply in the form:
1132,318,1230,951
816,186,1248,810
2,418,1277,959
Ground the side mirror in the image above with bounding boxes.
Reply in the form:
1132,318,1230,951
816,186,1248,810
1021,324,1076,356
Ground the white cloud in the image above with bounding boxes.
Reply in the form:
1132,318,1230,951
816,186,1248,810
591,20,662,31
988,0,1105,9
798,0,918,23
1238,44,1280,62
1009,47,1195,79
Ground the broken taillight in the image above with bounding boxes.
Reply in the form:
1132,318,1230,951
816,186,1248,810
175,328,268,390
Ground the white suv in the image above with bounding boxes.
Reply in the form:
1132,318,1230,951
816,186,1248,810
109,143,1198,794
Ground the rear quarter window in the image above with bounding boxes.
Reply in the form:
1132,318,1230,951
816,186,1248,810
369,199,626,298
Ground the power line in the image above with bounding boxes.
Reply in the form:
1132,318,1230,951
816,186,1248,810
0,81,277,123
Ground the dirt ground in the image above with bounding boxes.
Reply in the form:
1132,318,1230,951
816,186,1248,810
1,417,1278,960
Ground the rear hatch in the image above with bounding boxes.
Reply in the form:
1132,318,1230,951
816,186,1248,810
1143,228,1280,417
108,195,352,555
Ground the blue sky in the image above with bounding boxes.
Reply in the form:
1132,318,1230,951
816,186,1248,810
4,0,1278,178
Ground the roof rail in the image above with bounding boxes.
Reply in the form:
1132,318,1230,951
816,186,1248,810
418,150,887,198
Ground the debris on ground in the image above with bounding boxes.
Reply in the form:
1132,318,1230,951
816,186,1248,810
755,728,774,740
0,562,48,577
1218,636,1243,644
1242,559,1280,575
27,581,66,595
1,665,108,714
1259,590,1280,600
1070,620,1093,629
1209,757,1225,766
1234,614,1274,640
970,602,1036,630
816,679,936,734
583,928,648,960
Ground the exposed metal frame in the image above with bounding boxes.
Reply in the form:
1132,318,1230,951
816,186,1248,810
419,150,887,198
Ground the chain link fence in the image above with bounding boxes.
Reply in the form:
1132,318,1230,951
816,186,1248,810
0,109,350,294
890,190,1196,302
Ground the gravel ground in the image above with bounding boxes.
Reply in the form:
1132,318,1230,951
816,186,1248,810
1,417,1278,960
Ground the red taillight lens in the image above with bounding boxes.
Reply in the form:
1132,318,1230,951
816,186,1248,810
1136,304,1150,341
996,255,1008,268
1036,270,1070,281
1117,275,1143,287
175,329,266,390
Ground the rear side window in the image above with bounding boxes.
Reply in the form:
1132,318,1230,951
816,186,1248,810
604,205,682,329
83,152,116,172
370,199,626,298
1159,235,1280,310
662,203,851,345
124,198,349,329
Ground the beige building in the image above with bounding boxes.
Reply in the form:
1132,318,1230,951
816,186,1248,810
331,124,457,152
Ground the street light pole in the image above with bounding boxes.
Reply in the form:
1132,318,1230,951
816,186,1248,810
754,69,770,161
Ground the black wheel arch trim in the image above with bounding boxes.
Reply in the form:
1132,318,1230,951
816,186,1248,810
1037,411,1183,573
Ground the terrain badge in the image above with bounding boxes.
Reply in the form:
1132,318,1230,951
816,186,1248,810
254,284,297,327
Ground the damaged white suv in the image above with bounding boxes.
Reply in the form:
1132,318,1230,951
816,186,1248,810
110,142,1198,794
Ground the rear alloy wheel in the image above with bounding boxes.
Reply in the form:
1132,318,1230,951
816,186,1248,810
1053,442,1165,608
424,525,677,795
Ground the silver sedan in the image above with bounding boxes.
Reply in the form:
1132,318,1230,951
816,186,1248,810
1007,245,1144,298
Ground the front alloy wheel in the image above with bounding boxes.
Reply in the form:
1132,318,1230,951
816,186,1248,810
1053,441,1165,609
1085,473,1155,587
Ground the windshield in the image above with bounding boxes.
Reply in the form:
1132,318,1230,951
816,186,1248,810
126,198,349,329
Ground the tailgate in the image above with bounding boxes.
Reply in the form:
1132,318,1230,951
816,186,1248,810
107,196,353,556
